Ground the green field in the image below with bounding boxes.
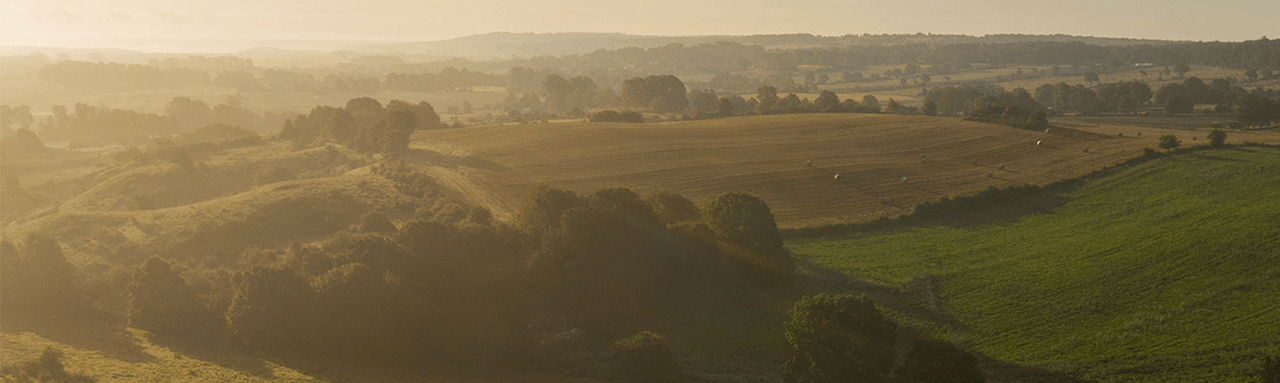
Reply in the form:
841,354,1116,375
787,147,1280,382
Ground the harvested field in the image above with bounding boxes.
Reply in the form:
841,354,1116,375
413,114,1278,227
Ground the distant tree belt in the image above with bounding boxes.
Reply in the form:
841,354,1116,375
280,97,440,154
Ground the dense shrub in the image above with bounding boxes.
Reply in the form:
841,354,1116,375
897,338,986,383
704,192,791,270
1208,129,1227,148
0,235,89,321
611,331,678,382
1159,134,1181,150
589,110,645,123
644,190,701,225
126,256,210,335
224,266,315,349
784,294,897,383
0,347,95,383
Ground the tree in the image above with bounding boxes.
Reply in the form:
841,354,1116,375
516,183,584,234
1234,94,1279,127
225,266,315,349
756,85,780,114
1174,63,1191,78
861,95,880,113
621,75,688,113
611,331,677,383
784,294,897,383
1208,129,1227,147
644,190,700,225
922,99,938,116
1159,135,1181,150
127,256,208,335
704,192,790,269
897,338,985,383
814,90,841,113
1083,72,1100,84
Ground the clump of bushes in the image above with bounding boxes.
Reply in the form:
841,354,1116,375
589,110,645,123
0,347,96,383
611,331,677,382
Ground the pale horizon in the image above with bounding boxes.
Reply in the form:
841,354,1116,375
3,0,1276,54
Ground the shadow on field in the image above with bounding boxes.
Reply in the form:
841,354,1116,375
0,315,155,364
793,261,1096,383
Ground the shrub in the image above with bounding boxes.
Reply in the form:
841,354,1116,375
589,110,645,123
784,294,897,383
644,190,700,225
897,338,986,383
704,192,791,269
611,331,677,382
515,184,584,234
1208,129,1227,148
126,256,209,335
0,347,95,383
1159,135,1181,150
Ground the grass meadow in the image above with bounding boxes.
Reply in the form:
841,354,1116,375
787,147,1280,382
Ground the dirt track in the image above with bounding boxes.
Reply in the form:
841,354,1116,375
414,114,1279,228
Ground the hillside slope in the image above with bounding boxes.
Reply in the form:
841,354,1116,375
415,114,1276,227
788,147,1280,382
4,175,416,266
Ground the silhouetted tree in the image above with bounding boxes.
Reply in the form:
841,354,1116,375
644,190,701,225
621,75,689,113
897,338,986,383
127,256,208,335
516,184,585,234
1208,129,1227,147
1159,135,1181,150
784,294,897,383
704,192,790,269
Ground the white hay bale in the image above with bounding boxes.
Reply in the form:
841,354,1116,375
1036,140,1043,146
901,176,908,183
833,174,840,180
998,164,1006,170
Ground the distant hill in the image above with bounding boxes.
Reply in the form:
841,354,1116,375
355,32,1187,60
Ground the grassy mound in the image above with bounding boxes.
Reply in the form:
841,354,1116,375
787,147,1280,382
7,175,416,266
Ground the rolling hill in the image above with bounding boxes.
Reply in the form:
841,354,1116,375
412,114,1279,228
787,147,1280,382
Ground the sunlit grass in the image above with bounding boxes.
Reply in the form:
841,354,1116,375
788,147,1280,382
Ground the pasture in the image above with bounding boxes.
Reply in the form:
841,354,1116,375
787,147,1280,382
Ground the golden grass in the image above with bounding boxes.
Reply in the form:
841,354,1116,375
412,113,1280,228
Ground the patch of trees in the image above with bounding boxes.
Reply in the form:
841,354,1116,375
1153,77,1279,126
0,235,94,323
164,96,273,131
383,67,505,92
964,88,1049,130
38,104,180,146
280,97,440,154
38,61,210,90
589,110,645,123
621,75,689,113
784,293,984,383
543,74,600,115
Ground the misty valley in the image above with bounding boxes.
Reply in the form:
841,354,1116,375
1,32,1279,383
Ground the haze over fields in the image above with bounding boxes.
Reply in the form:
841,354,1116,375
3,1,1280,382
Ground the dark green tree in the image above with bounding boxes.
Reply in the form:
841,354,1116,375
897,338,986,383
1208,129,1227,147
704,192,790,269
922,99,938,116
1159,135,1181,150
1233,94,1278,127
127,256,208,335
644,190,701,225
814,90,841,113
611,331,678,383
225,266,315,349
784,294,897,383
515,183,585,234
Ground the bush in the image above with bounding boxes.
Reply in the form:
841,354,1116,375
611,331,677,382
784,294,897,383
897,338,986,383
1159,135,1181,150
126,257,209,335
0,347,95,383
1208,129,1227,148
589,110,645,123
704,192,791,269
644,190,700,225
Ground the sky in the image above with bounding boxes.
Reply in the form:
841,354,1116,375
2,0,1276,52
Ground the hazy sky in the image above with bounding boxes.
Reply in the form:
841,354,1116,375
3,0,1276,52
